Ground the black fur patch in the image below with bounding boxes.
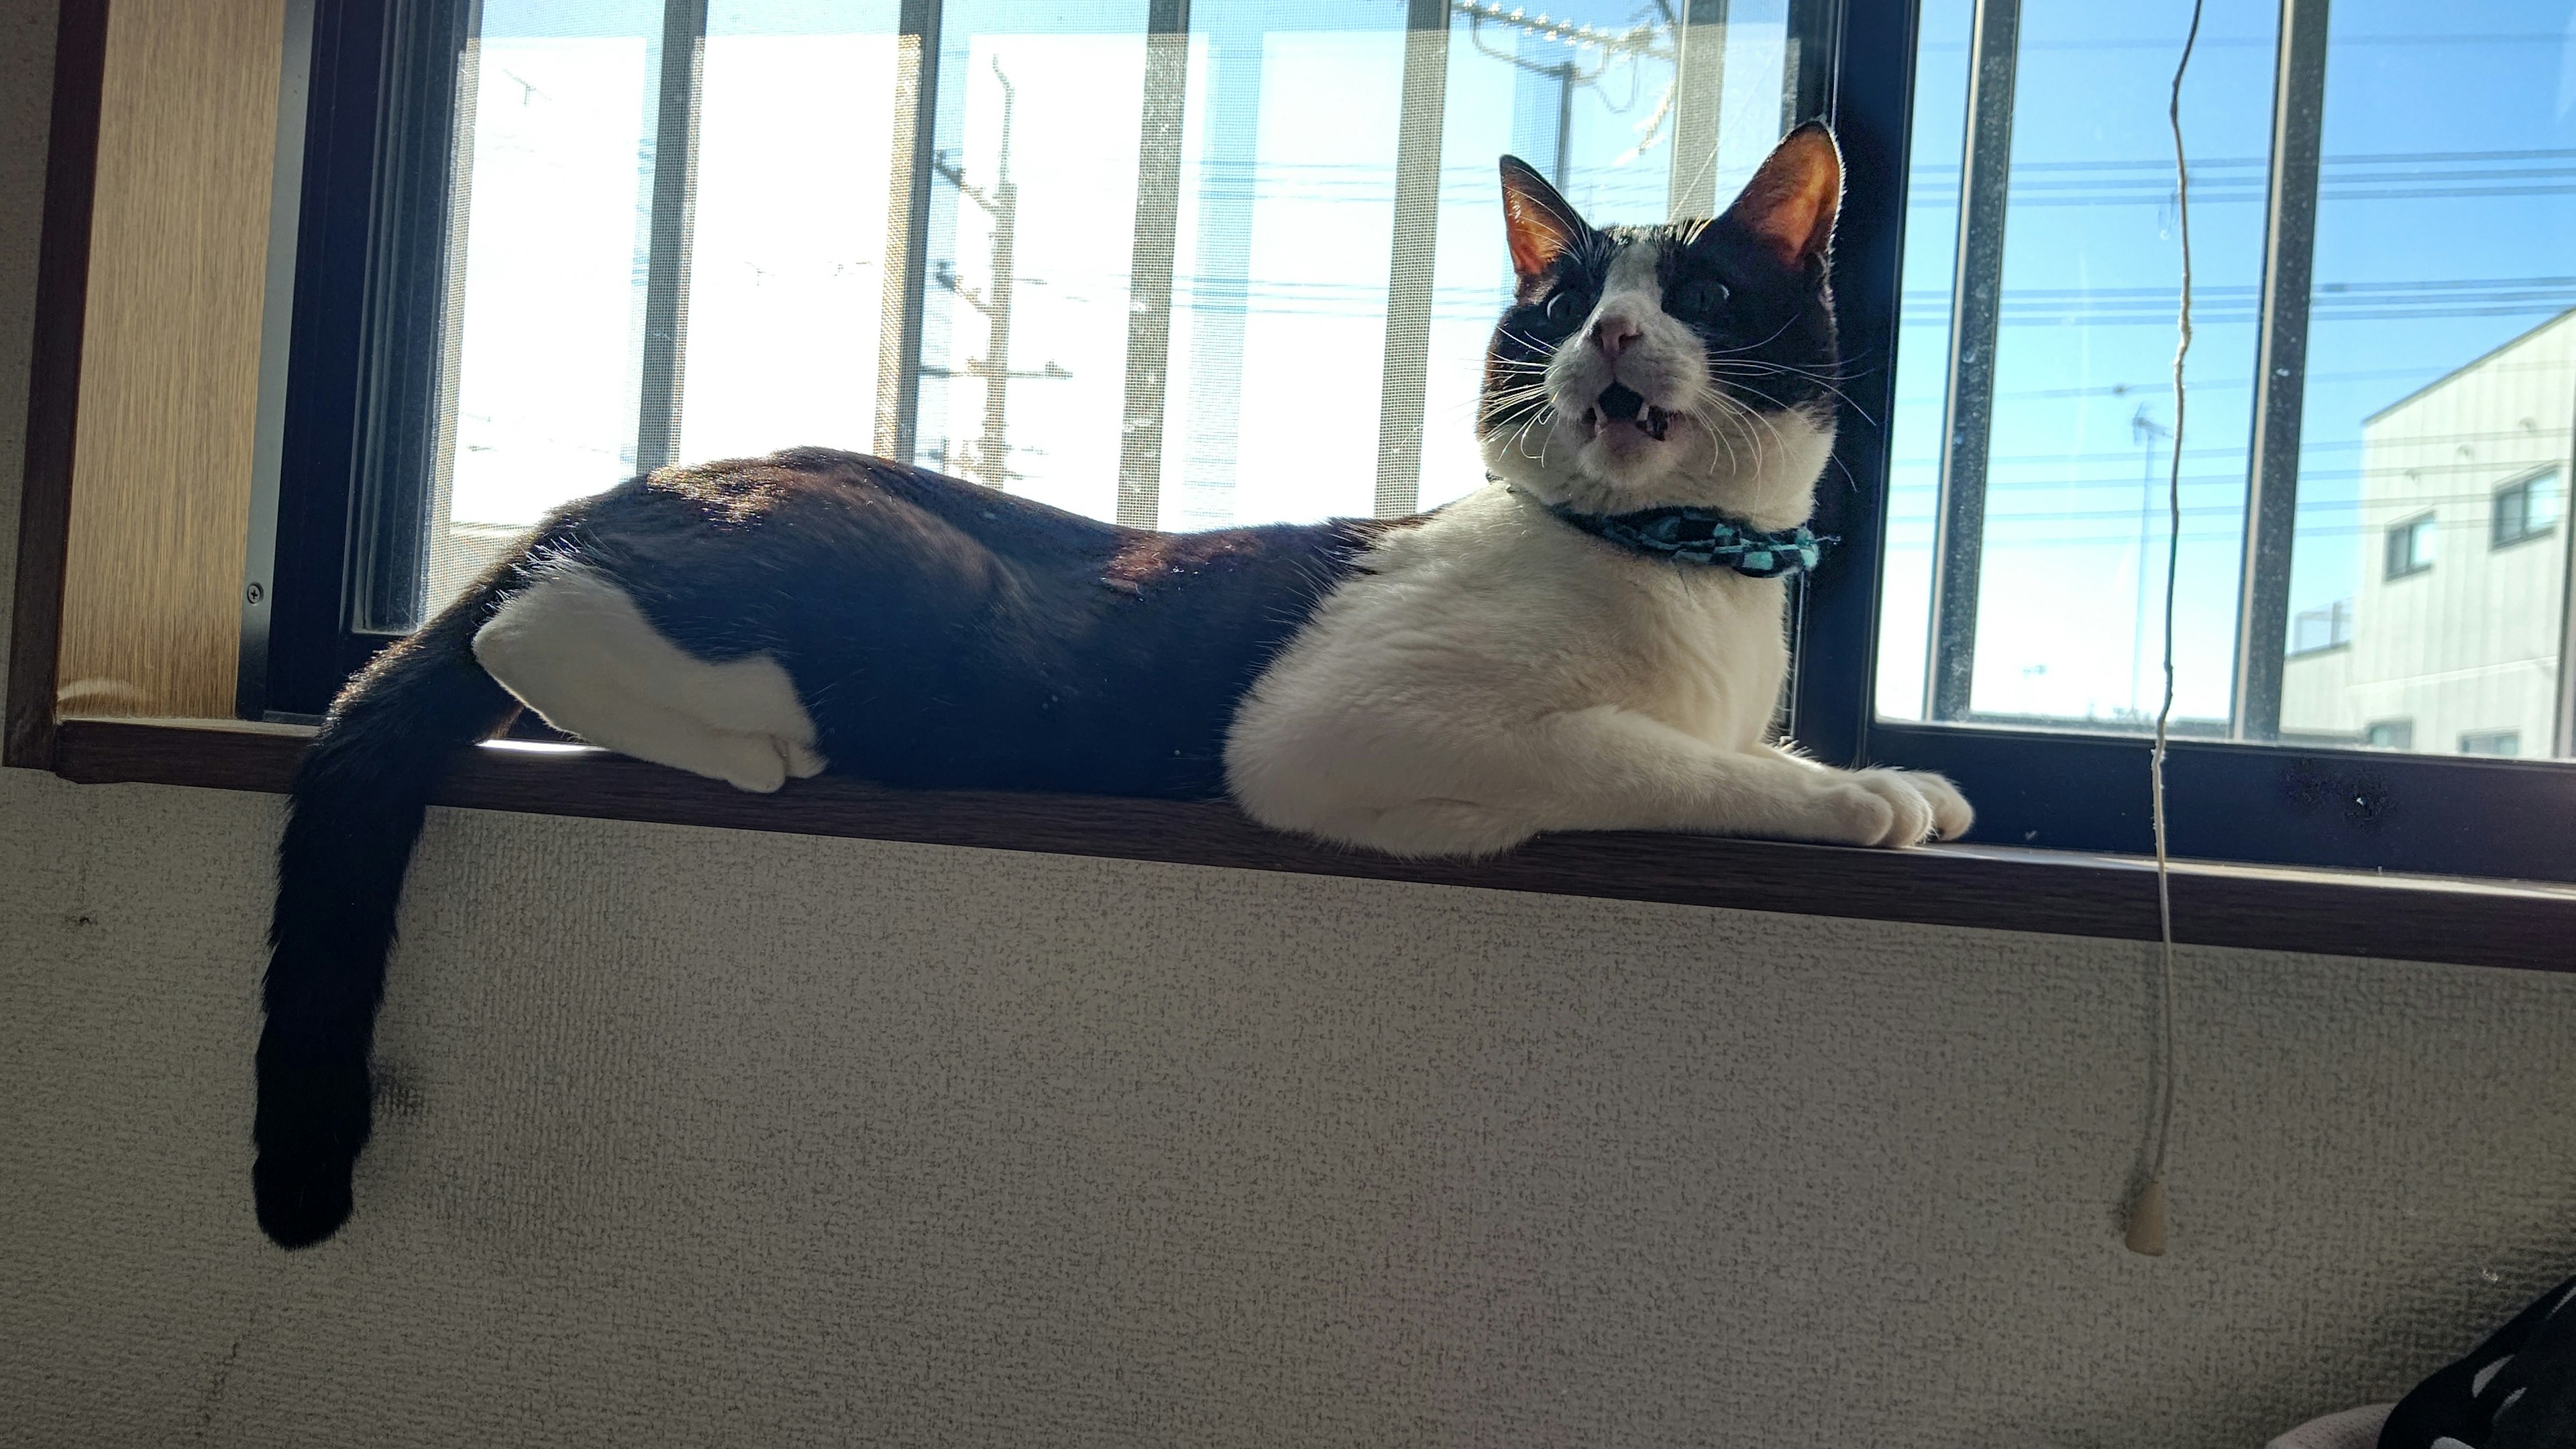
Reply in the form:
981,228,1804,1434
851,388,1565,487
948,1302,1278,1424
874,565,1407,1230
534,447,1393,798
1660,216,1840,421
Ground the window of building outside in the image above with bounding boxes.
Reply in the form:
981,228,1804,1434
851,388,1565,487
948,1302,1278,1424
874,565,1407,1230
1884,0,2576,763
2384,513,2434,580
2492,468,2561,549
2363,717,2413,750
2461,728,2521,756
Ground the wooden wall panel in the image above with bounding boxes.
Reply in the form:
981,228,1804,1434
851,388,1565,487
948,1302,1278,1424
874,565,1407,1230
56,0,284,719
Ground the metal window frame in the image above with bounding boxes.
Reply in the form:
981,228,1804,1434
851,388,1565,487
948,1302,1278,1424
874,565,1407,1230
2230,0,2330,742
235,0,320,719
1370,0,1452,522
1114,0,1191,529
2490,466,2560,551
632,0,710,475
1794,0,2576,879
252,0,2576,882
261,0,459,718
2384,511,2434,580
1919,0,2015,724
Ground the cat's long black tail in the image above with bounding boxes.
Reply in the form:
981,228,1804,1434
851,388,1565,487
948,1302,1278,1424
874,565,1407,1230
254,574,523,1249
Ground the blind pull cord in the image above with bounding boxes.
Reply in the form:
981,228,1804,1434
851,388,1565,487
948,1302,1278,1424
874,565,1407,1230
2125,0,2207,1259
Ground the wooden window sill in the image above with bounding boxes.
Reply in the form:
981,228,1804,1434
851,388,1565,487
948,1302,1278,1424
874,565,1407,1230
17,716,2569,974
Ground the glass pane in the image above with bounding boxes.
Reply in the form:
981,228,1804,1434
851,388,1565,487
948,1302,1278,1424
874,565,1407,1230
2272,1,2576,761
1877,0,2282,730
402,0,1806,621
912,1,1148,522
429,0,665,612
1155,5,1407,529
677,1,904,464
1884,0,2576,766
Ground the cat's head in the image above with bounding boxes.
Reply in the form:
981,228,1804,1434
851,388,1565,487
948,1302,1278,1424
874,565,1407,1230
1477,122,1843,528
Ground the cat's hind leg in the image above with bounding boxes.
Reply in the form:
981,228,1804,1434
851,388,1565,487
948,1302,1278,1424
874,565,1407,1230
472,566,826,792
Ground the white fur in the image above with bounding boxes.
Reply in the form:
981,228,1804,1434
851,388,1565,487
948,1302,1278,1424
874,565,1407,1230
1225,232,1970,858
472,566,825,793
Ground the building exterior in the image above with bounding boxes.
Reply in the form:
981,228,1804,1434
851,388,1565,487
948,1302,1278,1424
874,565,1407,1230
2279,309,2575,759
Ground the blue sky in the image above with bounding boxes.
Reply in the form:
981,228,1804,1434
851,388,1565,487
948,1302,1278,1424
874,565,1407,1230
1879,0,2576,723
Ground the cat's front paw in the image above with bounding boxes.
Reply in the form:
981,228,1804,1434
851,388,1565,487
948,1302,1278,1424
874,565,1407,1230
1841,769,1931,847
1831,769,1970,848
1904,770,1974,841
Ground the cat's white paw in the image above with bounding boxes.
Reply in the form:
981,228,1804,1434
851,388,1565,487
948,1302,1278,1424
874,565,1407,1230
1844,769,1938,847
714,735,828,792
1802,778,1899,847
714,737,789,794
1833,768,1973,847
1907,770,1974,841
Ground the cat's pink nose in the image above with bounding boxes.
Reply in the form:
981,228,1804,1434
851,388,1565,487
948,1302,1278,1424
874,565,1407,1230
1591,316,1642,361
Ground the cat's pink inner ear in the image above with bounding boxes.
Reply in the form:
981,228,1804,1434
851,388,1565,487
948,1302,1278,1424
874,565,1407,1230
1725,123,1843,266
1499,158,1583,283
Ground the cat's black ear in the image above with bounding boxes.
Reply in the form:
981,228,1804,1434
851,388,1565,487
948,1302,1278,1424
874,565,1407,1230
1499,155,1591,284
1715,121,1842,268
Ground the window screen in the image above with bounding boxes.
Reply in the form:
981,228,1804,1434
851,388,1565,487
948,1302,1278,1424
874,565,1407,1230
367,0,1819,627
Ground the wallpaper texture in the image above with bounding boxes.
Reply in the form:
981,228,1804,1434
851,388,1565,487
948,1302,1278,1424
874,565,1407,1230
5,3,2575,1446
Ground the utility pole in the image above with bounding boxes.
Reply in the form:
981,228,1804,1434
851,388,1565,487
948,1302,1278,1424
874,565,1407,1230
926,59,1068,487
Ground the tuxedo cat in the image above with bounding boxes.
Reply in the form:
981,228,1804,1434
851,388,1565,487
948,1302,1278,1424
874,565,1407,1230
254,122,1970,1248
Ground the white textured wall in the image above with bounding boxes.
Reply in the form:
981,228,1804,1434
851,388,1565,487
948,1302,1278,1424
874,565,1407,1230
5,5,2576,1446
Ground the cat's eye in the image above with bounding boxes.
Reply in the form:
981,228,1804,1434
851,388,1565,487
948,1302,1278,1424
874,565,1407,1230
1542,288,1589,329
1669,279,1732,318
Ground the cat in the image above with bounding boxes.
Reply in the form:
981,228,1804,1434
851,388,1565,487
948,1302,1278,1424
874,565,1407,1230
253,121,1970,1250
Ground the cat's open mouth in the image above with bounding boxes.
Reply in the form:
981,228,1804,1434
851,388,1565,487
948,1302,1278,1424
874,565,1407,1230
1580,382,1672,442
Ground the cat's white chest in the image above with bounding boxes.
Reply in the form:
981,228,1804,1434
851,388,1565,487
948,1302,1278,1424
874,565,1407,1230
1223,486,1796,852
1597,563,1786,747
1347,485,1789,747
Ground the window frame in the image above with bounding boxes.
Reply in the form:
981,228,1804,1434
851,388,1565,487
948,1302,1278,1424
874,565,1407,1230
2383,511,2436,581
250,0,1858,720
1788,0,2576,882
2492,468,2560,551
11,0,2576,971
2460,729,2520,758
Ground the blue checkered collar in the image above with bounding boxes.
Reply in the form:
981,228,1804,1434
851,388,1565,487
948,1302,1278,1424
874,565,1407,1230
1505,484,1833,579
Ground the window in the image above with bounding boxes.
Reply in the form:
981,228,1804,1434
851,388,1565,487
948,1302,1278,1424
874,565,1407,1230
2460,729,2519,757
1803,0,2576,879
218,0,2576,884
256,0,1829,682
2383,513,2434,580
2493,469,2561,549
